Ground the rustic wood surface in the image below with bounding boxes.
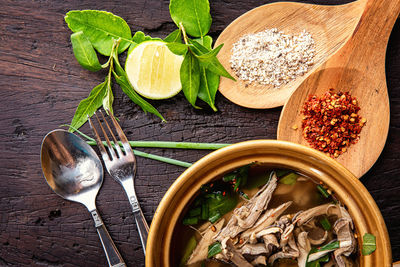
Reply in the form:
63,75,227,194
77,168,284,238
0,0,398,266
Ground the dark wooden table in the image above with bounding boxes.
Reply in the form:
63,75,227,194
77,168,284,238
0,0,399,266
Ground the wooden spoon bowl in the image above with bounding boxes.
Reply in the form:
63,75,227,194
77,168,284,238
278,0,400,178
215,0,367,108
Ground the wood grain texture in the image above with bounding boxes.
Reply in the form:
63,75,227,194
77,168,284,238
215,0,367,108
0,0,399,266
278,0,400,178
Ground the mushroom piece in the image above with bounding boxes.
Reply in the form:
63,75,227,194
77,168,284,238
187,219,225,265
295,203,332,226
268,234,299,265
256,226,283,239
262,233,280,253
240,243,268,255
297,232,311,267
327,205,354,229
236,173,278,229
241,201,292,242
302,221,329,246
307,249,335,262
215,174,277,241
333,218,356,267
251,255,267,266
280,223,295,248
221,238,253,267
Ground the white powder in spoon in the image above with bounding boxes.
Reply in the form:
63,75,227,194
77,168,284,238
229,28,315,88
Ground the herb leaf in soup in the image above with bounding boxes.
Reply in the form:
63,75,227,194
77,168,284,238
207,242,222,258
317,184,331,198
183,187,238,225
319,216,332,230
306,253,330,267
362,233,376,255
180,235,197,266
279,172,299,185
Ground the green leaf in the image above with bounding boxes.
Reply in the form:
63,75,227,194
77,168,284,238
317,185,331,198
306,254,330,267
164,29,182,43
193,35,213,49
362,233,376,255
128,31,161,54
181,52,200,108
207,242,222,258
195,44,235,80
113,72,166,122
166,42,188,55
203,35,213,49
319,216,331,231
102,78,113,114
70,31,101,72
132,31,153,43
180,236,197,266
317,241,340,252
243,171,272,189
65,10,132,56
169,0,212,38
111,46,165,121
275,169,291,177
189,39,210,55
279,172,299,185
183,217,198,225
207,192,237,219
69,80,107,132
198,66,219,111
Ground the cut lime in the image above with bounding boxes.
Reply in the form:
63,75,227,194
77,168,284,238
125,40,184,100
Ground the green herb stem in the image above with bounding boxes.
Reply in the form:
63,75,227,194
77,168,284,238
179,22,189,45
133,149,192,168
85,140,229,150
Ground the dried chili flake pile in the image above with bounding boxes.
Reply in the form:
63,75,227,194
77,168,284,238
301,90,366,158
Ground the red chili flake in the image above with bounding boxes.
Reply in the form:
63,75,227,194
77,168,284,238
301,90,366,158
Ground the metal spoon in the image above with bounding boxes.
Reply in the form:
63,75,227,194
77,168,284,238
40,129,126,267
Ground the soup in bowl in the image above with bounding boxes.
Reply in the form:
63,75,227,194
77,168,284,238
146,140,391,266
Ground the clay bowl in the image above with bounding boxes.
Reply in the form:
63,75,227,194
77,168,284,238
146,140,391,266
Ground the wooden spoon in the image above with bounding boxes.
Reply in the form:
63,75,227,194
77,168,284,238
278,0,400,178
215,0,368,109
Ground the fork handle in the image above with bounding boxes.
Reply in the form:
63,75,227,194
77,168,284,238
90,209,127,267
129,195,149,255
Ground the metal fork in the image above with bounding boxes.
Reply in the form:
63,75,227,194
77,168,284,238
88,111,149,255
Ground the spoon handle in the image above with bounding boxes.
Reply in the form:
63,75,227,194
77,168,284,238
90,209,126,267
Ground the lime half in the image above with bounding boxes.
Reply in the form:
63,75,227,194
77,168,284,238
125,40,184,100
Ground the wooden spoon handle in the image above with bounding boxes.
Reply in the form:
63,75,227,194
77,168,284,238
349,0,400,51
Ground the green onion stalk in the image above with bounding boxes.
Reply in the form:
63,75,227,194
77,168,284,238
63,125,231,168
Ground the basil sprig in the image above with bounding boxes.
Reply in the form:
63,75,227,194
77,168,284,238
168,0,235,109
65,10,166,131
65,0,233,131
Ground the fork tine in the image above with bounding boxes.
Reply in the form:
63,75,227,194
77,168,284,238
88,115,110,161
99,110,124,157
93,112,117,160
108,113,133,155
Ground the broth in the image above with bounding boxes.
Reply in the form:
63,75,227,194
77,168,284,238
171,165,359,267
